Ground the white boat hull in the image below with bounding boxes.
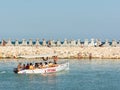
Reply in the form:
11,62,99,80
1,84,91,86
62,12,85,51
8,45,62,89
15,62,69,74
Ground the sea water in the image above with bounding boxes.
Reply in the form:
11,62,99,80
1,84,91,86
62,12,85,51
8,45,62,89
0,59,120,90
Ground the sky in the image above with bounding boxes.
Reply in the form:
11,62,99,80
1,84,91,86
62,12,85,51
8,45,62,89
0,0,120,41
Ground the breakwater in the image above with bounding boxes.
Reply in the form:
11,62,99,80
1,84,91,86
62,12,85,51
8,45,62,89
0,38,120,59
0,46,120,59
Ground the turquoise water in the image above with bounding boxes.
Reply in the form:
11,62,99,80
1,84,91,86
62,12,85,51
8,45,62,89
0,59,120,90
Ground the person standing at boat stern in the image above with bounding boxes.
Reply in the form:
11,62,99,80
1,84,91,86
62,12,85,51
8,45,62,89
17,63,22,71
53,56,58,64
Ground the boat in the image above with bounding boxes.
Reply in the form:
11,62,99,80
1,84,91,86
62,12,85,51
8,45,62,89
13,53,69,74
13,62,69,74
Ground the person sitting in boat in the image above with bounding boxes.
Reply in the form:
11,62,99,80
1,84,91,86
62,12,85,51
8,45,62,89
22,64,26,70
35,63,39,69
25,63,30,69
48,61,53,67
42,62,48,68
38,62,43,69
17,63,22,71
29,63,34,70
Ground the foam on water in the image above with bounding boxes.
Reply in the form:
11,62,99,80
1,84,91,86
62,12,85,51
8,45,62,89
0,71,6,74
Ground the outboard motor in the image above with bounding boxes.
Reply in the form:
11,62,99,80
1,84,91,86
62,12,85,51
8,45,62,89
13,68,18,74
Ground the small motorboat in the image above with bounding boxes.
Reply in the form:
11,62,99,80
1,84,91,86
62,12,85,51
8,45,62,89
13,62,69,74
14,53,69,74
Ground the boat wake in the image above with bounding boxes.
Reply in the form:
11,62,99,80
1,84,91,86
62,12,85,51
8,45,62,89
0,71,6,74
